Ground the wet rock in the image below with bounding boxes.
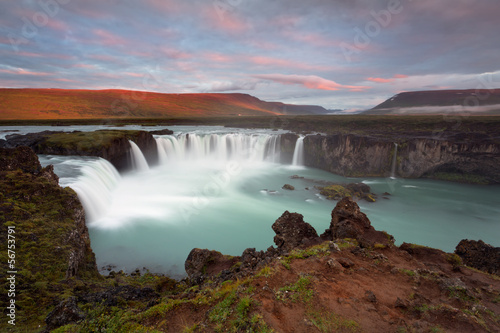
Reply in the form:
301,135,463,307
44,297,84,332
272,211,318,252
324,197,394,247
149,128,174,135
282,184,295,190
455,239,500,275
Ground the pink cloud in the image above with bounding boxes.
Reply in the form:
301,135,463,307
92,29,128,46
46,19,69,32
202,5,249,34
248,56,334,72
284,31,340,48
87,54,121,63
367,74,409,83
54,78,78,82
253,74,370,92
161,47,191,60
0,68,51,76
73,64,97,69
124,72,143,78
367,77,393,83
204,52,233,63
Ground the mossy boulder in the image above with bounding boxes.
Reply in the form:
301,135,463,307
317,182,376,202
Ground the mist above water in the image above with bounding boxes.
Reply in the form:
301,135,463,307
36,126,500,278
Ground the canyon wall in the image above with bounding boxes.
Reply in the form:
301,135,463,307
302,134,500,183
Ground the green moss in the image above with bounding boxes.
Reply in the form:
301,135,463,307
400,268,416,277
318,184,352,200
445,253,463,269
43,130,144,152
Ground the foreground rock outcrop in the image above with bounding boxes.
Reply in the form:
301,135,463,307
455,239,500,275
323,197,395,248
272,211,318,252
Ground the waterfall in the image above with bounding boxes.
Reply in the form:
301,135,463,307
129,140,149,171
391,143,398,178
69,159,121,222
292,136,305,166
155,133,281,163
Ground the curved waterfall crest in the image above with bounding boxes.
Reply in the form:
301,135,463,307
155,132,282,163
71,131,305,224
128,140,150,171
68,158,121,223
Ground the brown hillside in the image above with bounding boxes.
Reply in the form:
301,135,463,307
0,88,327,120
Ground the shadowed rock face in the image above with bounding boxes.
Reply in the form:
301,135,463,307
455,239,500,275
1,130,158,172
324,197,394,248
272,211,318,252
303,133,500,183
0,147,98,280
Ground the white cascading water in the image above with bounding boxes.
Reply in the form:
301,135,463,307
129,140,150,171
51,128,500,276
391,143,398,178
68,158,121,222
155,133,281,163
292,136,305,166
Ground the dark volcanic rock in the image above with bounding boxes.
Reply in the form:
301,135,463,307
272,211,318,252
44,297,84,332
185,248,238,283
455,239,500,275
150,128,174,135
78,285,159,307
324,197,394,247
0,146,43,174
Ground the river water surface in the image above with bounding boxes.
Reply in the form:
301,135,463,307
3,125,498,278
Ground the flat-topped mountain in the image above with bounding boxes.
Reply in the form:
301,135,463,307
0,88,328,119
366,89,500,115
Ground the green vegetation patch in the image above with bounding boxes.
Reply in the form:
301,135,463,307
308,310,360,333
276,275,315,303
44,130,144,152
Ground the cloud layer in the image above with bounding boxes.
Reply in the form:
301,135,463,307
0,0,499,110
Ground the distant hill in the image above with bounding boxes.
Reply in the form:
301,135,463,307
365,89,500,115
0,89,329,120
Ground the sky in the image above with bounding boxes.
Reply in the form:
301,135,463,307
0,0,499,111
